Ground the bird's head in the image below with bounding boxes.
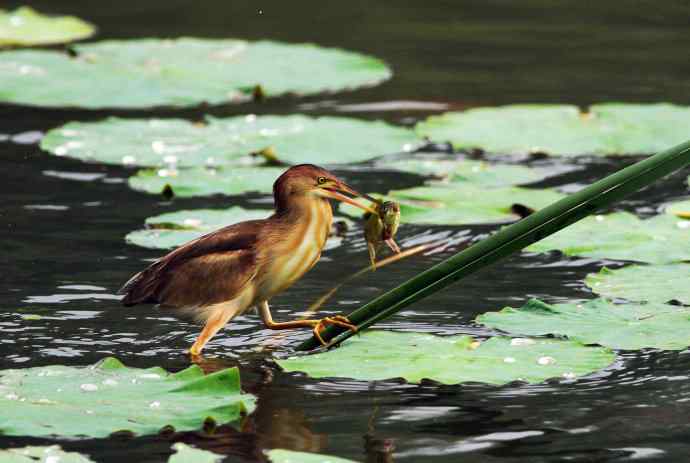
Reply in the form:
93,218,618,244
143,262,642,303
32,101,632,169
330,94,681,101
273,164,376,214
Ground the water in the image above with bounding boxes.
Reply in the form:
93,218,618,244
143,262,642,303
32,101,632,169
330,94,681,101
3,1,690,461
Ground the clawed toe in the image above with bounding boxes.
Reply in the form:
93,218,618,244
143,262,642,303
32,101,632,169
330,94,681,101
312,315,358,346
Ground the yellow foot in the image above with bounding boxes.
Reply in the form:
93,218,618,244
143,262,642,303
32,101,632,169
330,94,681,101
312,315,358,346
189,344,202,356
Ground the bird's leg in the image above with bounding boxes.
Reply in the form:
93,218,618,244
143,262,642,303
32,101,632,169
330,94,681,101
367,242,378,271
259,301,357,345
190,308,235,356
259,300,323,330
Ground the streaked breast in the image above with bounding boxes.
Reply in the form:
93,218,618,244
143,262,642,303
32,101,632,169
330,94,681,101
259,199,332,298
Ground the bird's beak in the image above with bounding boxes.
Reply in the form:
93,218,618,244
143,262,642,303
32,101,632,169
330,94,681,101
319,182,378,214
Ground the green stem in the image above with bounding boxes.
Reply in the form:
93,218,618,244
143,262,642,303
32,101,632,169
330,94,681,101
297,140,690,351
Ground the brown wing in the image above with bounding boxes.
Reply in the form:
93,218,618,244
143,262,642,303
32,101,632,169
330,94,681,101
119,220,264,308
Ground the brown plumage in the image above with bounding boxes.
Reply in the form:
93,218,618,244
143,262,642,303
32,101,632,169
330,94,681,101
120,164,375,355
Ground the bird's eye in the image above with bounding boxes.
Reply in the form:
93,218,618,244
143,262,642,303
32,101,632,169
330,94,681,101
317,176,328,185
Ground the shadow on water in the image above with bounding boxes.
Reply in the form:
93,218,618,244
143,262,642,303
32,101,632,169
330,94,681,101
3,0,690,461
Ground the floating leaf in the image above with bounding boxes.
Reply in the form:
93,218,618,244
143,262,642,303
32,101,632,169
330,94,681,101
128,166,284,197
266,449,359,463
340,183,564,224
42,115,419,167
526,212,690,264
585,264,690,304
379,157,544,187
0,7,95,47
125,206,349,250
416,103,690,157
0,38,391,108
169,444,223,463
0,445,95,463
664,198,690,219
0,357,255,438
125,207,272,249
277,331,614,385
477,298,690,350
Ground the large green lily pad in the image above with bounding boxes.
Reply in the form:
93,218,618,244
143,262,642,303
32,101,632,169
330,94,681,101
585,264,690,304
416,103,690,157
340,183,565,224
0,357,255,438
0,446,95,463
379,157,544,187
477,298,690,350
277,331,614,385
128,166,284,197
526,212,690,264
0,7,95,47
42,115,419,167
266,449,358,463
0,38,391,108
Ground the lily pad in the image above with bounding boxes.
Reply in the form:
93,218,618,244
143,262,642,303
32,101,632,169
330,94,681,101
169,444,223,463
42,115,419,167
416,103,690,157
585,264,690,304
0,446,95,463
266,449,359,463
526,212,690,264
0,7,95,47
0,38,391,108
276,331,614,385
664,198,690,219
126,207,272,249
477,298,690,350
128,166,284,197
379,157,544,187
340,183,565,224
0,357,255,438
126,206,349,250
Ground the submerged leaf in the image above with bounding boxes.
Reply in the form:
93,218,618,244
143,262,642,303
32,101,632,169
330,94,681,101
128,166,284,197
477,298,690,350
526,212,690,264
168,443,223,463
0,357,255,438
0,7,95,47
0,38,391,108
416,103,690,157
277,331,614,385
585,264,690,304
42,115,419,167
341,183,564,224
0,445,95,463
266,449,359,463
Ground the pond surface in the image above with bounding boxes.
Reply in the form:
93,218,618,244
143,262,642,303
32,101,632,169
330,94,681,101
3,1,690,461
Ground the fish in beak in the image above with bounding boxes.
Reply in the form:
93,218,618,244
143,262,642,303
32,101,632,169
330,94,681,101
318,181,378,214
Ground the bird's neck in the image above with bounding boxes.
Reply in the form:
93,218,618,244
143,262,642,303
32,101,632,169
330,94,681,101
275,194,333,225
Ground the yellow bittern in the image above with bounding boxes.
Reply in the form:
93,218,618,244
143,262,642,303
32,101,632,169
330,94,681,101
120,164,376,355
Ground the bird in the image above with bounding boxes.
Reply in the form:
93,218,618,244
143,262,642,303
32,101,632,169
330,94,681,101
119,164,377,355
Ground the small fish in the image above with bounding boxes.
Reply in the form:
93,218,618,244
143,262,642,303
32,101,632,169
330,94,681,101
364,200,401,269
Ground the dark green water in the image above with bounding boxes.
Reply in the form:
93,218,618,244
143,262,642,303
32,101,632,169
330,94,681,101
3,1,690,461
